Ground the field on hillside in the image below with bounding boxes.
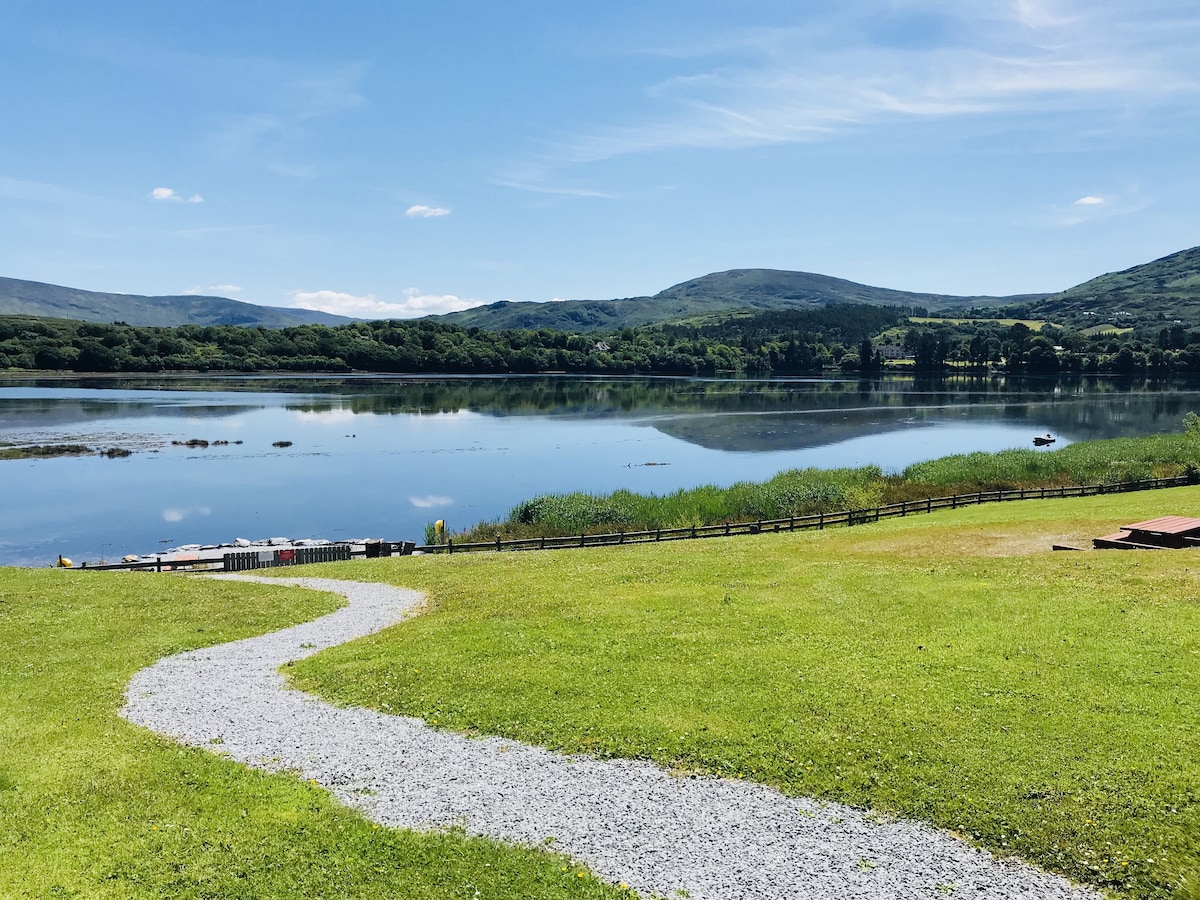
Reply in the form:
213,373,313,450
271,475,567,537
0,570,622,899
1080,323,1135,337
293,490,1200,900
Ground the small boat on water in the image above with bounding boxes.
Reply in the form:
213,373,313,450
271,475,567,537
1033,434,1056,446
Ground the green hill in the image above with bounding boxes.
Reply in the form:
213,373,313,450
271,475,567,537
0,277,355,328
1030,245,1200,327
438,268,1045,332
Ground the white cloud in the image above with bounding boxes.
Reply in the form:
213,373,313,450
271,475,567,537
409,495,453,509
151,187,204,203
290,288,481,319
1034,187,1149,227
405,204,451,218
182,284,243,296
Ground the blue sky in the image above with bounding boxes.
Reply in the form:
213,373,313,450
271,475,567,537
2,0,1198,318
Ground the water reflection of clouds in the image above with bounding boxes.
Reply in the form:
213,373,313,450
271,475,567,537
291,409,358,424
409,496,453,508
163,507,212,523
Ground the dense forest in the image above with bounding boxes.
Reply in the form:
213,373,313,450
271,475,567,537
3,305,1200,376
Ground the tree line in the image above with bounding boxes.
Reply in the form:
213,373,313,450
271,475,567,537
3,306,1200,376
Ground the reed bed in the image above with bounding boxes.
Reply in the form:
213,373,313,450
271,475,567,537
456,432,1200,542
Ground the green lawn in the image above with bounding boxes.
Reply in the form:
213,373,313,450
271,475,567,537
291,489,1200,900
0,570,624,899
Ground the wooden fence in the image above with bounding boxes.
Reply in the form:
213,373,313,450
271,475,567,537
76,473,1200,570
416,473,1200,556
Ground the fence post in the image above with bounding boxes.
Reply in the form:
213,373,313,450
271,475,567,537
951,494,957,509
448,539,453,554
819,512,824,530
656,528,661,541
926,498,932,513
496,536,502,552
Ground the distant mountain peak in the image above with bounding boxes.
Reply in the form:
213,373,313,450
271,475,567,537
0,276,356,328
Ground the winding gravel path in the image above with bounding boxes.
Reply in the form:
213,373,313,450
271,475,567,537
122,575,1099,900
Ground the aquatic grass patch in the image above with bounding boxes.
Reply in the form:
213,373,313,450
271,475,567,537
459,432,1200,542
489,467,887,539
293,488,1200,900
900,433,1200,489
0,569,626,899
0,443,93,460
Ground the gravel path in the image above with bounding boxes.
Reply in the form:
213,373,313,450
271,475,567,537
122,575,1099,900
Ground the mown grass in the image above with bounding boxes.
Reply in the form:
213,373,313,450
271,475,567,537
458,432,1200,542
0,569,626,899
292,488,1200,900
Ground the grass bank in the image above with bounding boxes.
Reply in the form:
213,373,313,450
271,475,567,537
0,569,624,899
292,488,1200,899
455,431,1200,542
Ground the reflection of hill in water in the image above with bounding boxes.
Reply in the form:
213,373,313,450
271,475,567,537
0,397,272,432
651,410,936,452
4,375,1200,450
651,393,1200,453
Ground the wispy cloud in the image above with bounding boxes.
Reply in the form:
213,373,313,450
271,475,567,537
150,187,204,203
405,204,451,218
1074,195,1105,206
290,288,480,318
205,62,367,161
0,175,88,205
505,1,1200,187
490,175,617,200
1013,0,1079,29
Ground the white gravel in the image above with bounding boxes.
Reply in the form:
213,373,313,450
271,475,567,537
122,575,1100,900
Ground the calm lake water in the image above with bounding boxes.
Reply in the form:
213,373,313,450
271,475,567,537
2,373,1198,566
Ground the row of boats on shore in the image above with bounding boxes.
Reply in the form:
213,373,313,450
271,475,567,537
56,536,376,569
119,536,375,566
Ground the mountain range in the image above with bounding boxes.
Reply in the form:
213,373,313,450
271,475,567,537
3,244,1198,332
437,270,1047,331
0,277,353,328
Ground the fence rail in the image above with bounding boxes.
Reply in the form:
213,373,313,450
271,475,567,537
415,473,1200,556
76,473,1199,570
